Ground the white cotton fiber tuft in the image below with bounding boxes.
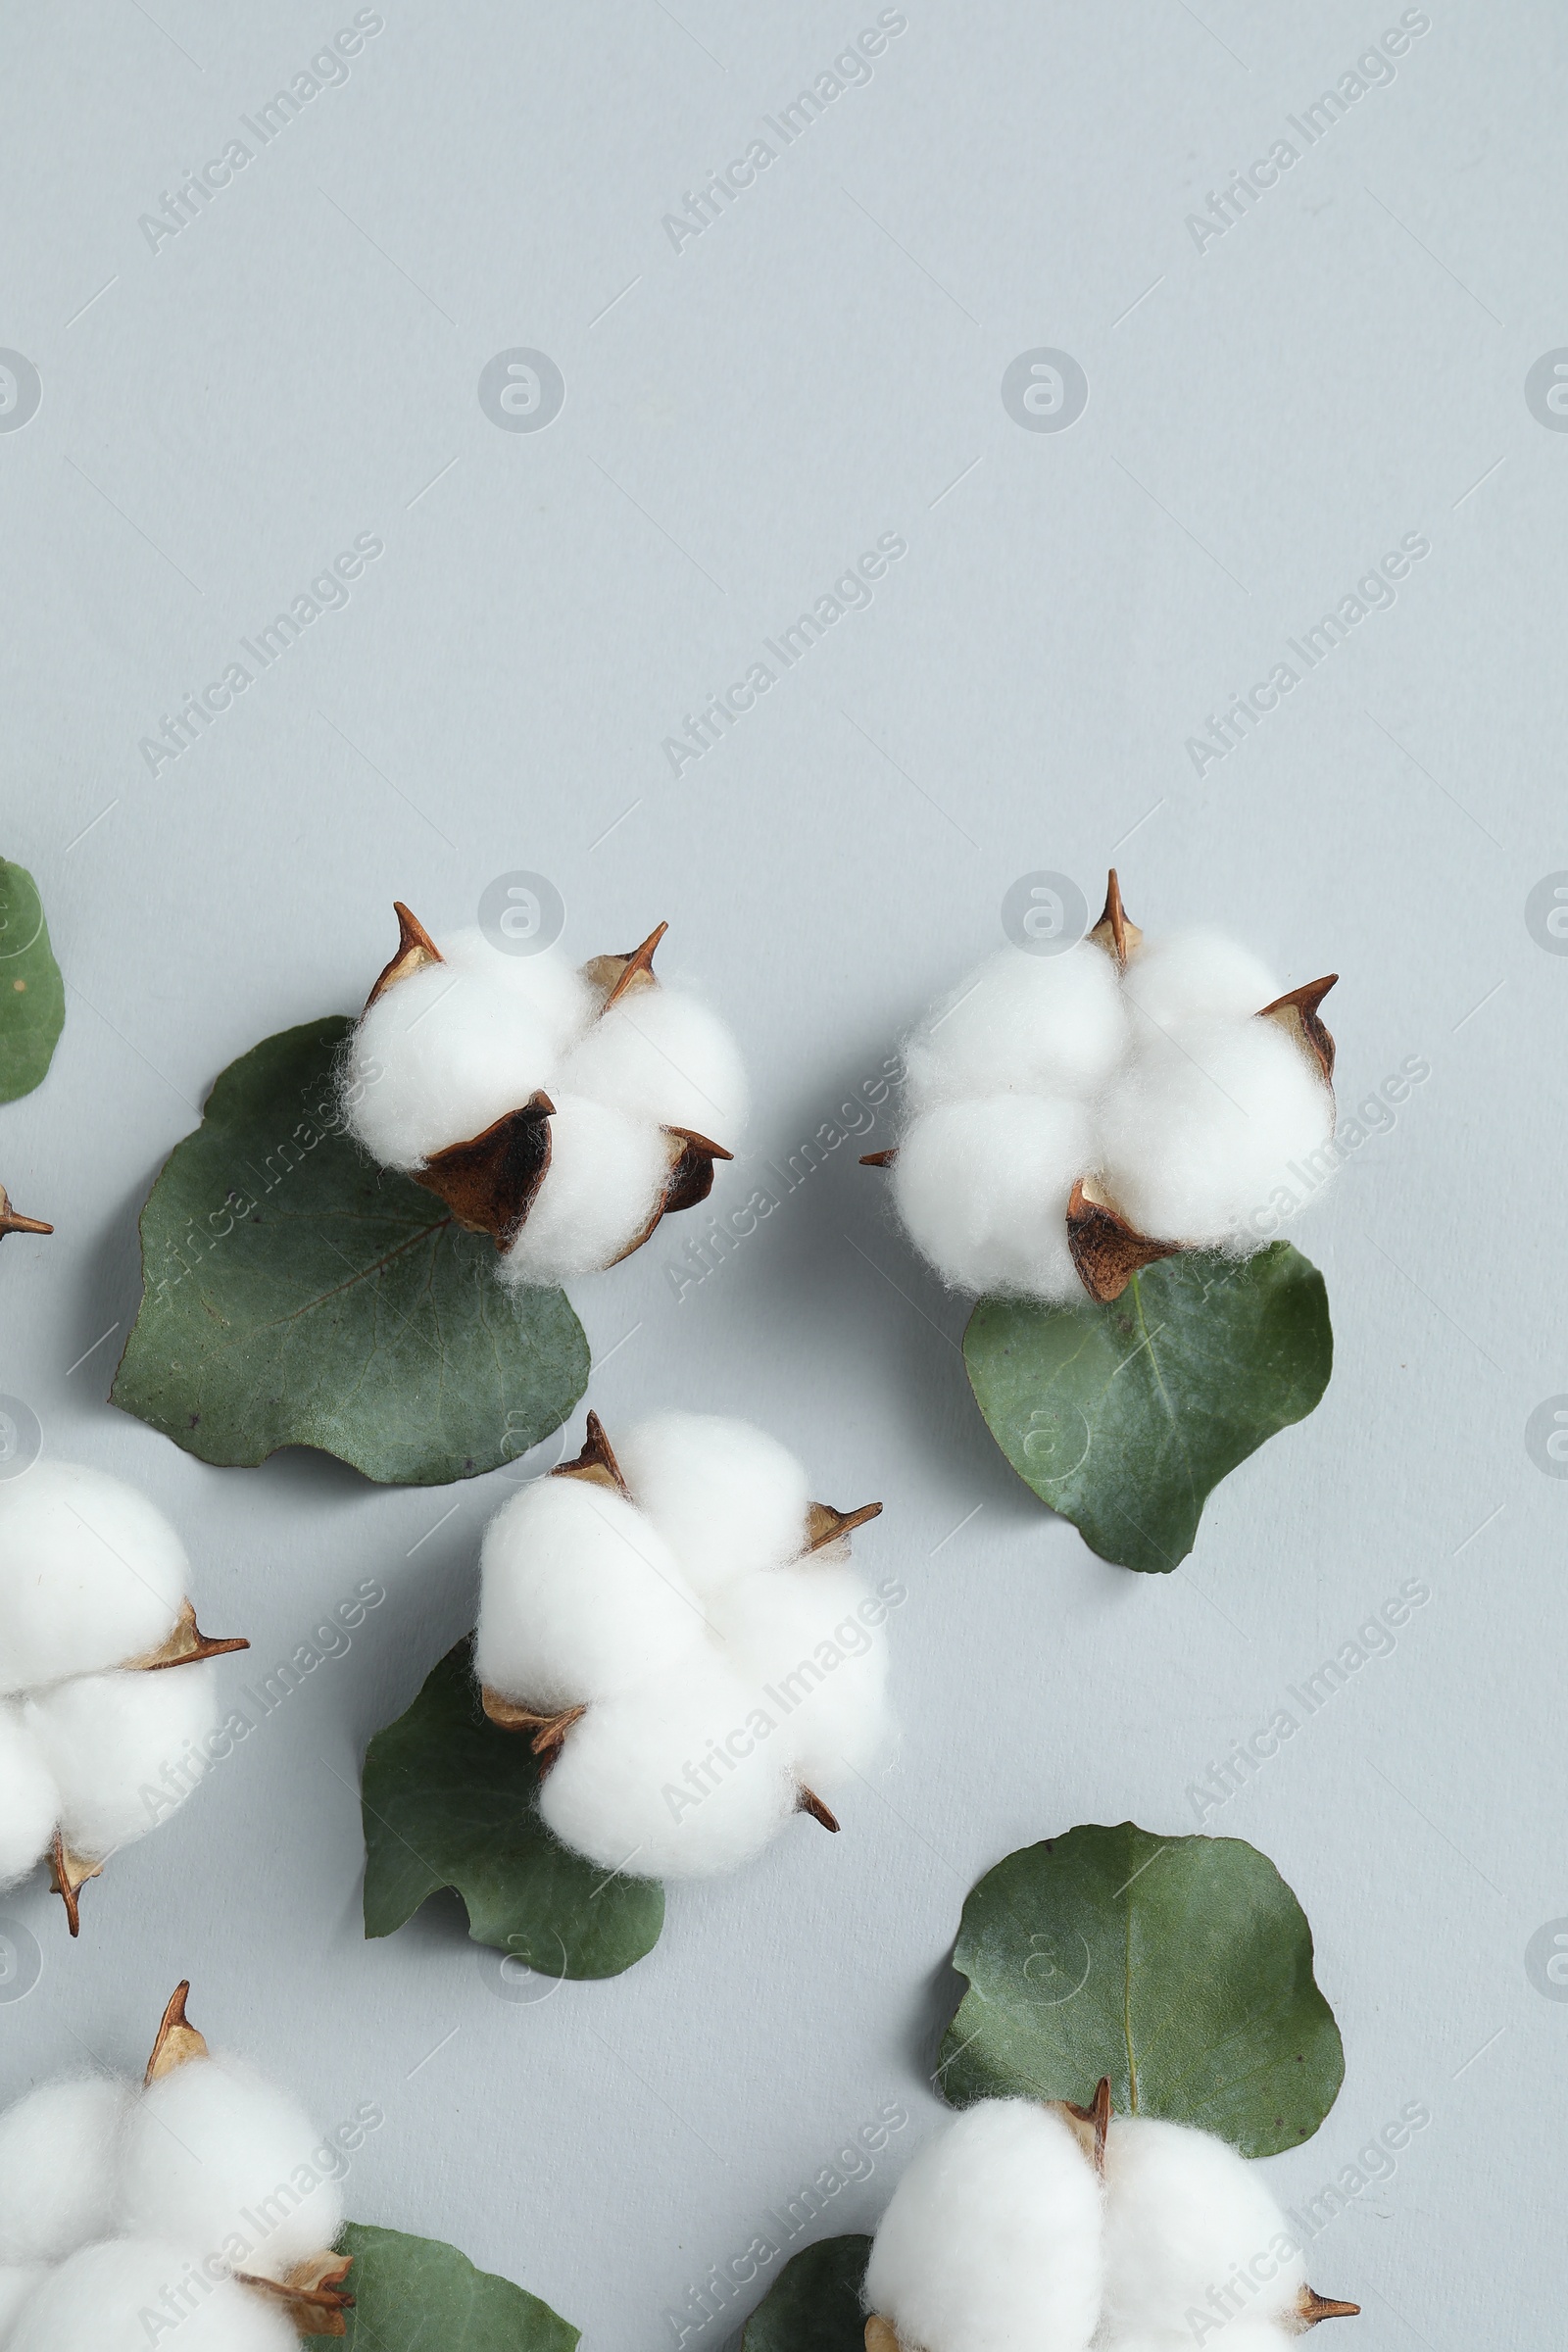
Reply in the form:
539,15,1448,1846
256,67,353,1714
1099,2115,1305,2340
345,950,567,1172
903,943,1128,1114
710,1563,891,1793
24,1663,220,1858
499,1096,670,1287
1096,1018,1334,1245
8,2238,298,2352
865,2098,1103,2352
0,2076,132,2264
0,2266,44,2337
892,1096,1094,1301
1119,930,1281,1033
0,1706,58,1889
120,2054,344,2282
0,1462,188,1695
475,1474,704,1707
559,985,748,1144
539,1642,799,1879
613,1415,810,1593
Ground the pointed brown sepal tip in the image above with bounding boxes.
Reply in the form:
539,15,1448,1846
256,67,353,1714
797,1784,840,1833
1297,2285,1360,2328
1059,2075,1112,2174
480,1687,586,1765
605,1125,734,1264
366,901,443,1007
804,1499,883,1554
1259,974,1339,1085
413,1093,555,1247
662,1126,732,1215
127,1598,249,1671
865,2320,900,2352
48,1831,102,1938
145,1980,210,2082
860,1149,898,1168
236,2253,356,2337
585,921,669,1012
554,1408,632,1500
1087,868,1143,967
0,1184,52,1238
1066,1176,1186,1303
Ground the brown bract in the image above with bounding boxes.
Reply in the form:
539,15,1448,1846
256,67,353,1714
476,1411,881,1831
1054,2074,1112,2173
1259,975,1339,1086
1087,867,1144,967
1065,1176,1184,1306
143,1984,356,2334
234,2254,356,2337
413,1094,555,1246
0,1183,51,1239
1294,2285,1361,2329
49,1608,248,1936
367,907,735,1265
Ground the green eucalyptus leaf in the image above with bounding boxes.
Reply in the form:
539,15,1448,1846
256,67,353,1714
937,1823,1344,2157
963,1244,1332,1573
0,858,65,1102
110,1015,589,1486
362,1639,664,1977
739,2234,871,2352
303,2221,578,2350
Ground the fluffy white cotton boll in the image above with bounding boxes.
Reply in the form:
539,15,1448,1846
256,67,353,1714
0,1462,189,1696
892,1095,1095,1301
8,2239,299,2352
539,1643,799,1878
435,929,596,1040
1120,930,1281,1034
0,1706,58,1888
613,1415,810,1593
1097,1018,1334,1247
0,2076,132,2264
121,2055,344,2282
1099,2115,1304,2340
24,1664,219,1858
0,2267,45,2338
499,1095,670,1285
345,956,564,1172
710,1565,891,1792
865,2098,1103,2352
559,985,748,1144
903,944,1129,1115
475,1475,705,1707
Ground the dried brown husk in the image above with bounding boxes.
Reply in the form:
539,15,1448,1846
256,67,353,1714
143,1983,356,2333
367,908,735,1264
50,1609,249,1935
0,1183,51,1239
478,1411,879,1829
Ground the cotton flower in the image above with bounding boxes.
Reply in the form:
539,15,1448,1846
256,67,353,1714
0,1984,355,2348
880,873,1339,1304
474,1411,895,1878
341,906,747,1286
860,2092,1358,2352
0,1462,246,1935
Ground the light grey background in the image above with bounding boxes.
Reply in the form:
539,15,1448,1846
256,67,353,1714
0,2,1562,2344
